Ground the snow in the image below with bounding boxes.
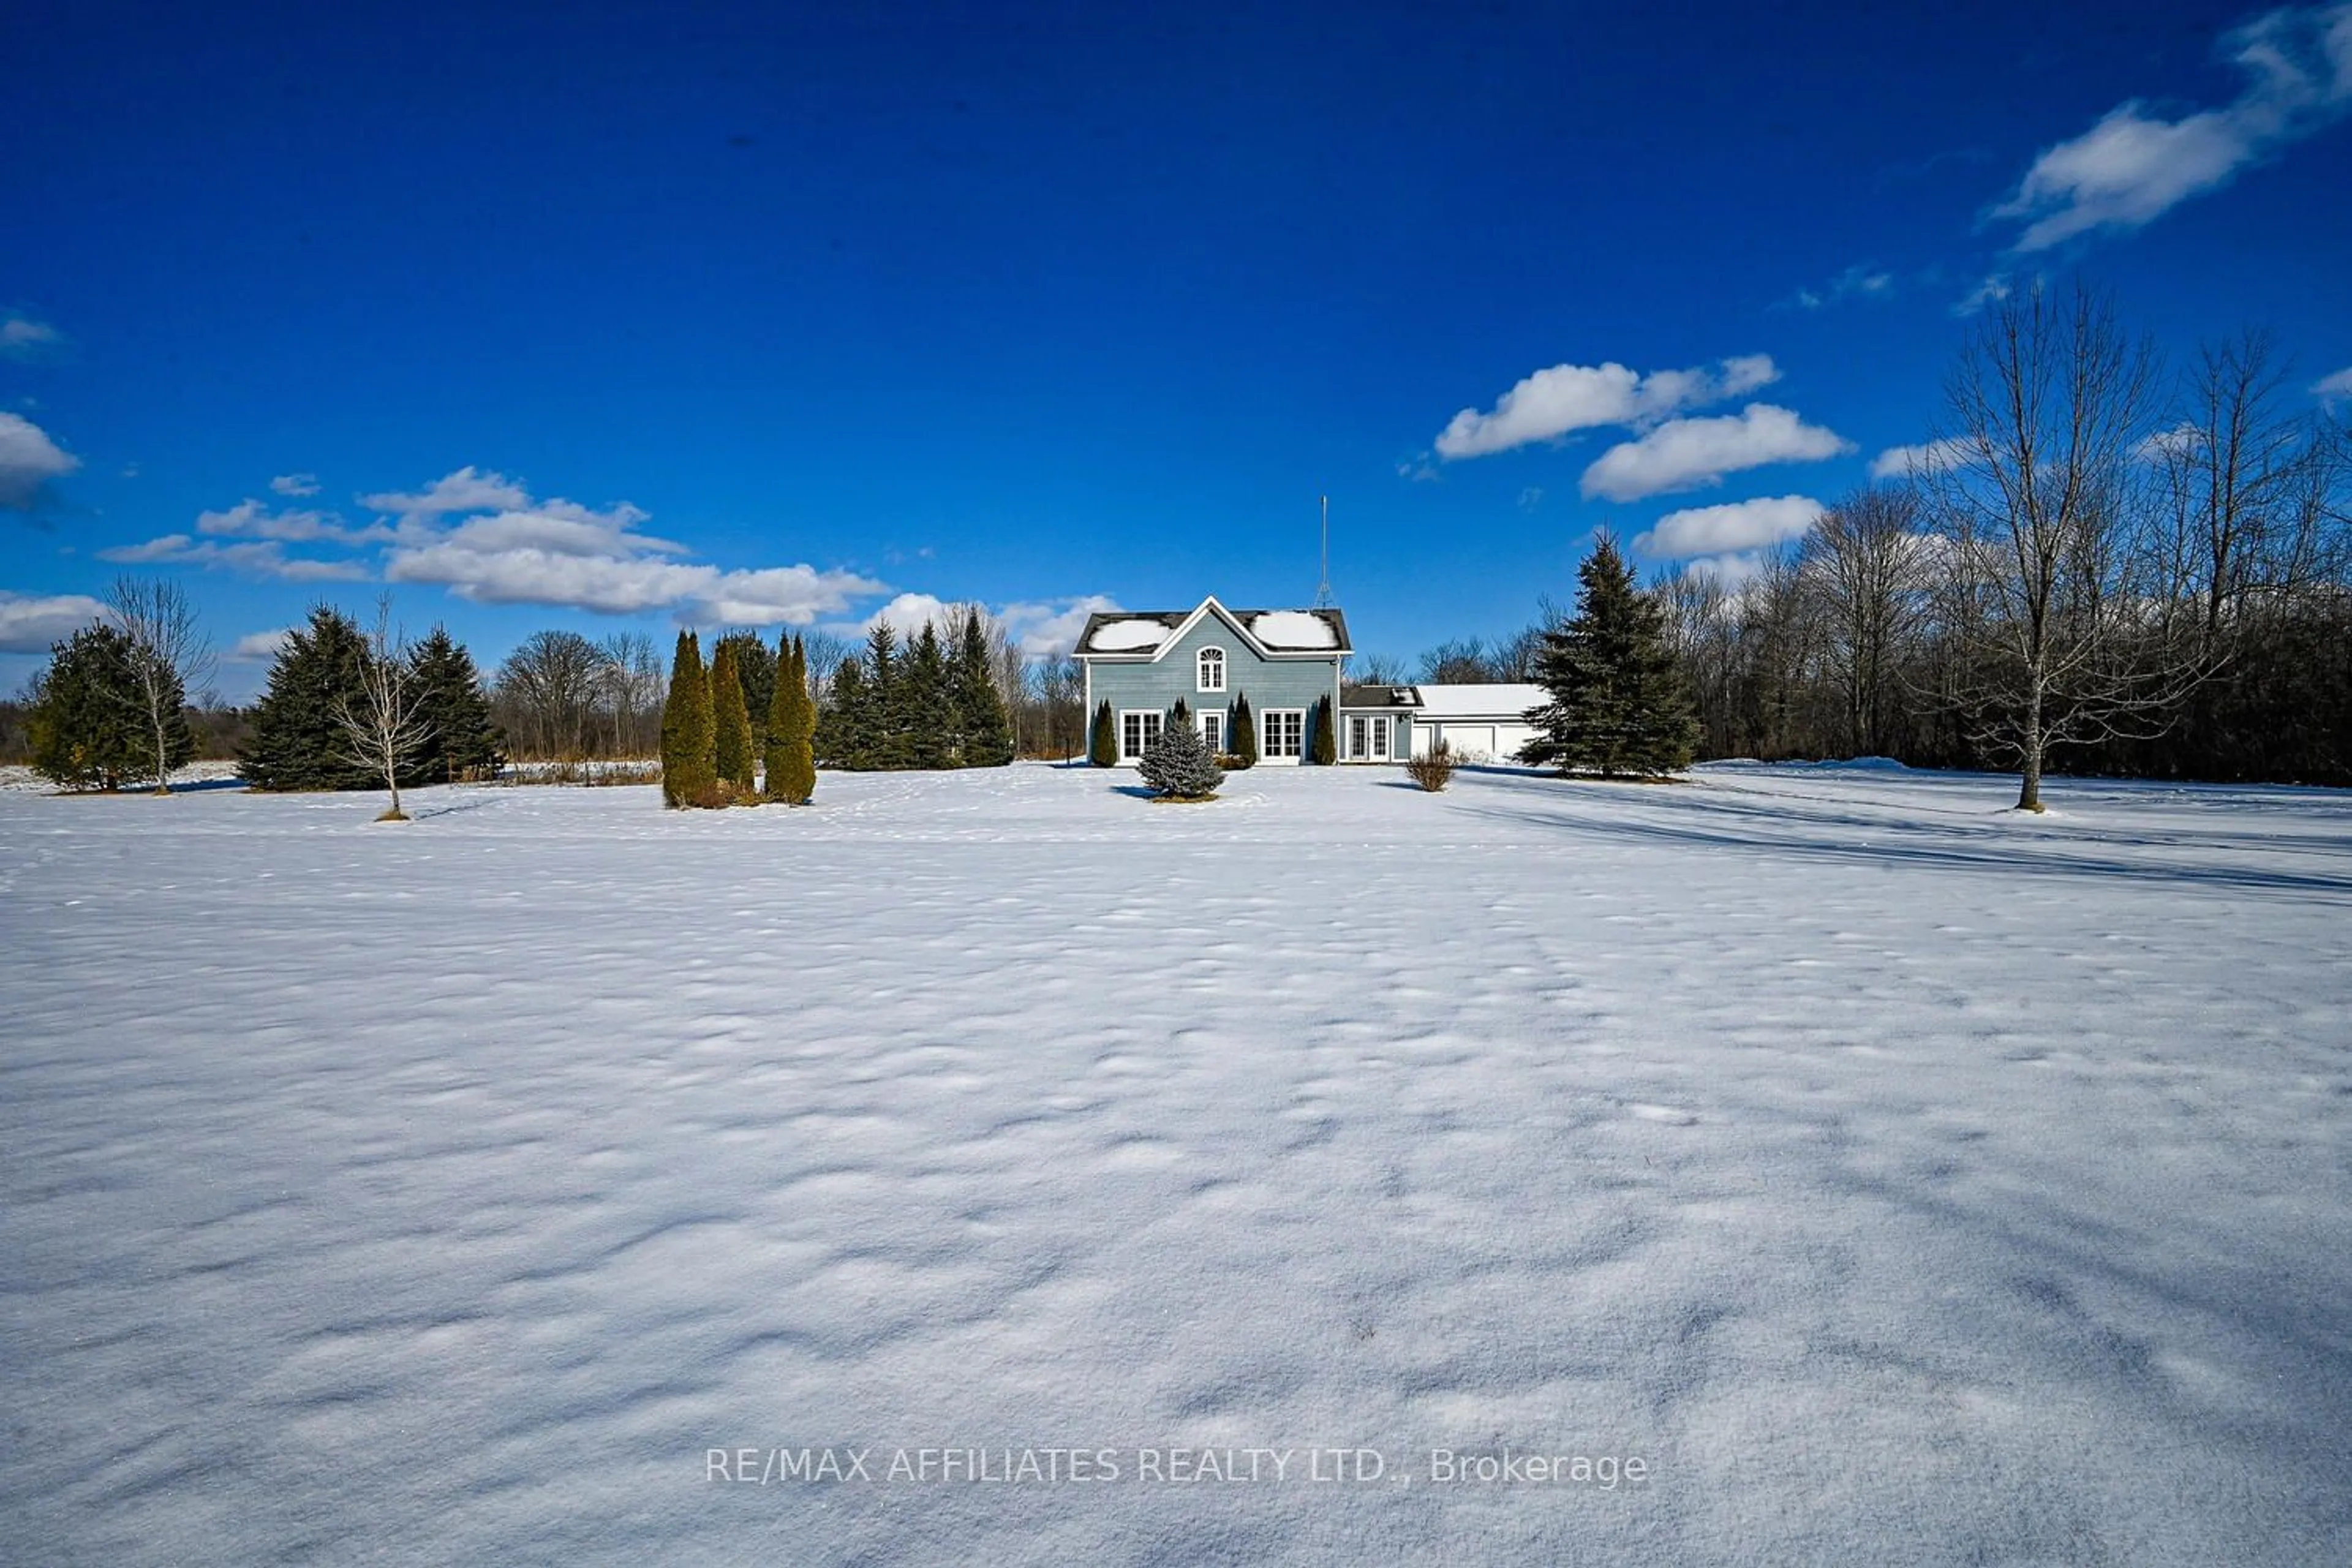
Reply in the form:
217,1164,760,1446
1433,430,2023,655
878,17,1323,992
4,762,2349,1564
1087,618,1169,652
1410,682,1548,719
1250,609,1336,649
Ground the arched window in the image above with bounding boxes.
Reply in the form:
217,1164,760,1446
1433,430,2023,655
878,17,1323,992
1197,646,1226,692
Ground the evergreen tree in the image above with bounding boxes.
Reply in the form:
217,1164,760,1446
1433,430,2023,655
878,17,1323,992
950,608,1016,766
1169,696,1191,732
903,622,955,769
1310,696,1337,765
715,630,775,752
820,655,874,769
1089,699,1117,767
764,632,818,804
710,637,756,794
407,625,503,783
864,623,912,769
1137,714,1225,799
27,623,181,790
240,606,380,791
659,630,720,806
1228,692,1257,768
1520,533,1697,778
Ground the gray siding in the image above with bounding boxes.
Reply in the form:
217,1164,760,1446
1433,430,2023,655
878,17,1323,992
1086,606,1340,761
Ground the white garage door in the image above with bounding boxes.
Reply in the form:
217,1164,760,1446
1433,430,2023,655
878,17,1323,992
1446,724,1496,759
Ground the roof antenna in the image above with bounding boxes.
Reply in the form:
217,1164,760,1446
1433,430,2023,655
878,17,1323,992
1314,494,1333,608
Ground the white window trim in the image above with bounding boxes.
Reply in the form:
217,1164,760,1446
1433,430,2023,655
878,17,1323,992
1346,713,1392,761
1200,711,1224,753
1262,707,1306,763
1197,646,1227,693
1118,709,1163,763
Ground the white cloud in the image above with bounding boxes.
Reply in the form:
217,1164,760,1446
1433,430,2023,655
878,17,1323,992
1580,404,1851,502
2135,421,2208,462
196,498,390,545
1434,355,1781,459
2313,364,2352,401
358,466,533,532
1,312,64,361
0,590,108,653
1952,274,2013,317
97,534,372,582
1635,495,1826,558
1000,595,1121,658
270,473,320,497
228,628,295,662
0,412,80,509
354,466,887,625
1992,3,2352,251
1868,437,1971,480
858,592,960,640
1679,552,1773,589
1789,265,1894,311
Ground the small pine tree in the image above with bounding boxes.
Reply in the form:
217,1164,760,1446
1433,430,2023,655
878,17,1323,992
660,630,720,807
1520,533,1698,778
1137,713,1226,799
764,633,818,804
710,638,756,794
407,625,503,783
1228,692,1257,768
240,606,380,791
27,623,178,790
950,608,1016,766
1310,696,1337,765
1088,699,1117,767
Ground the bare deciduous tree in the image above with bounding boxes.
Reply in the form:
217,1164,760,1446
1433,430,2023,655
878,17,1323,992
1928,280,2196,811
336,597,434,821
496,630,603,759
1803,486,1931,756
107,575,216,793
596,632,663,756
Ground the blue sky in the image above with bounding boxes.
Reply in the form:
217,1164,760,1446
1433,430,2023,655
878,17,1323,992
6,0,2350,697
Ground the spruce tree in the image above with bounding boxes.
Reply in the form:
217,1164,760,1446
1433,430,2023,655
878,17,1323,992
1088,699,1117,767
1137,714,1225,799
1310,696,1337,765
407,626,503,783
710,637,756,795
903,622,955,769
1520,533,1698,778
950,608,1016,766
764,633,818,804
864,623,911,769
240,606,379,791
715,630,775,752
660,630,720,807
27,623,175,790
820,655,873,769
1228,692,1257,768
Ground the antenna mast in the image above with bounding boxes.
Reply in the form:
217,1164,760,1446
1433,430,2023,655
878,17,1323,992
1314,494,1332,608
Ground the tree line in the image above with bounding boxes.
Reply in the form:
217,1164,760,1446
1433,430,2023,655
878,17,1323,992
1417,285,2352,802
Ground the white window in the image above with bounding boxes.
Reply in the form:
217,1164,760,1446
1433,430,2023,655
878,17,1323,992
1262,708,1304,759
1197,646,1226,692
1119,710,1162,761
1200,711,1224,753
1369,716,1389,760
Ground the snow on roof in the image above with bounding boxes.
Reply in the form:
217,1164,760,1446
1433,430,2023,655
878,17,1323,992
1248,610,1336,649
1411,682,1548,719
1087,619,1171,652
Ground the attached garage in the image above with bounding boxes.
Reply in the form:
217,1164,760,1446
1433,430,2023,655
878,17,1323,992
1408,685,1545,764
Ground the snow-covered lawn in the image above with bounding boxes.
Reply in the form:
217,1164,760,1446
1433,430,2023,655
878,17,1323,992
4,761,2348,1564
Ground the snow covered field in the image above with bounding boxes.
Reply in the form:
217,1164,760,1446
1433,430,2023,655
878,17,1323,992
4,761,2348,1564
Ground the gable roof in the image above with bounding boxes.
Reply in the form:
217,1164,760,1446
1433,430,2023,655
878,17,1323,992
1408,682,1547,720
1072,596,1351,660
